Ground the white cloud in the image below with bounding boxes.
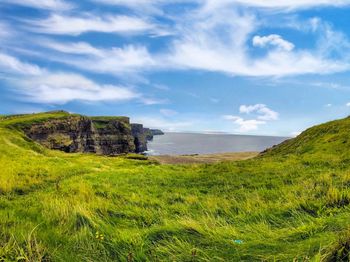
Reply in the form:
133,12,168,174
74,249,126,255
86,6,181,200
346,102,350,107
0,52,43,75
97,0,157,4
92,0,164,14
39,40,155,75
40,40,103,56
309,17,322,32
16,73,139,104
166,9,255,75
93,0,350,11
325,103,332,107
10,1,350,79
224,104,278,132
131,116,193,131
139,97,169,105
3,0,350,84
25,14,156,36
165,8,349,77
95,0,350,11
253,34,295,51
203,0,350,11
223,115,266,132
153,84,170,91
0,22,14,40
1,0,73,10
311,82,342,89
94,0,193,10
0,53,142,104
239,104,279,121
95,0,175,5
235,0,349,8
38,26,349,79
160,109,178,117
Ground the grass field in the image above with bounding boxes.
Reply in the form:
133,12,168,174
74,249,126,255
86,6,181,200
1,112,350,261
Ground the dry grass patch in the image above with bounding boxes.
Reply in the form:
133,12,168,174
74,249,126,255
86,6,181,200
149,152,259,164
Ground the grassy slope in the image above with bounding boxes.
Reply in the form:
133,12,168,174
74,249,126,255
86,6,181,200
1,113,350,261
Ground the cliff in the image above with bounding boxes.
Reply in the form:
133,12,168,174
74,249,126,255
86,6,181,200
130,126,165,153
131,124,152,153
17,112,161,155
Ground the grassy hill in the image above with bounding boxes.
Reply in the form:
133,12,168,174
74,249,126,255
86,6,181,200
1,112,350,261
263,116,350,158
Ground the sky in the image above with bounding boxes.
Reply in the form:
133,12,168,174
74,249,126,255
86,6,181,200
1,1,350,136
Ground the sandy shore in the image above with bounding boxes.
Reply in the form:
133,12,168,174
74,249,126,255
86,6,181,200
149,152,259,164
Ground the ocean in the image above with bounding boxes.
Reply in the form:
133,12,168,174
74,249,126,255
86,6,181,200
146,132,289,156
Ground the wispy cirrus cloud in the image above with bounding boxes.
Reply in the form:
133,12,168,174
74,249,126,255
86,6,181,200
94,0,350,11
1,0,73,11
164,8,350,77
24,14,157,36
160,109,178,117
203,0,350,11
39,40,103,56
0,52,142,104
0,22,14,39
94,0,195,9
38,40,155,75
8,1,350,79
0,52,43,75
92,0,164,14
16,73,140,104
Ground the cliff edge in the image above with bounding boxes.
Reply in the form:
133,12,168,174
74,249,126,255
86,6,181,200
6,111,161,155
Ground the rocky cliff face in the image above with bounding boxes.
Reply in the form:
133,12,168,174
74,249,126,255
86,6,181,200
92,117,136,155
25,116,98,153
22,114,158,155
131,124,152,153
130,127,165,153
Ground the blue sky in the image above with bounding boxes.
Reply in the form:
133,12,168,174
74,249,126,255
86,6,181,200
1,0,350,136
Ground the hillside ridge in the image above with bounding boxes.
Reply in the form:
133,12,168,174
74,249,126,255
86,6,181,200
0,111,162,155
261,116,350,159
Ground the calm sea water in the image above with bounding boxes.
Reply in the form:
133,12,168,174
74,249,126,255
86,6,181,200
146,132,289,156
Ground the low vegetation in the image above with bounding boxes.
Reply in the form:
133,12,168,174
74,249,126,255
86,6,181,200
1,112,350,261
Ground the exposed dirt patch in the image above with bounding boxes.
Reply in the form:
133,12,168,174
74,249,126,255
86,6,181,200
149,152,258,164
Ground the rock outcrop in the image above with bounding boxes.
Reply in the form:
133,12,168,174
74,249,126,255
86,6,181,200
150,129,164,136
23,114,161,155
130,126,165,153
131,124,152,153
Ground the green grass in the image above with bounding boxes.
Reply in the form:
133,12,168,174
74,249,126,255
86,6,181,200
1,112,350,261
90,116,131,130
1,111,73,130
90,116,130,122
